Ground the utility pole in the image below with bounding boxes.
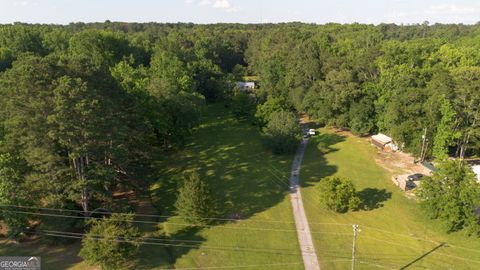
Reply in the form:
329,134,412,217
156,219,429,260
420,127,427,163
351,224,359,270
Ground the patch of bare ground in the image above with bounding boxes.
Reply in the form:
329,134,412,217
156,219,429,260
374,149,432,176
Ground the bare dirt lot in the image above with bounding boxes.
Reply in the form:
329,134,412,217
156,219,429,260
374,149,432,176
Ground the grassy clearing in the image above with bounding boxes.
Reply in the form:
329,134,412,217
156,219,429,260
0,104,302,270
147,104,302,269
0,240,83,270
301,128,480,270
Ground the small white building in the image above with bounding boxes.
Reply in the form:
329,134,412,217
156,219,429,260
472,165,480,183
236,81,255,91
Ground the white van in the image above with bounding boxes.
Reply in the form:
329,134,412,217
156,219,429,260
308,129,316,135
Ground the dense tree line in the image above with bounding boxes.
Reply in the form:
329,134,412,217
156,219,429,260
246,23,480,158
0,22,479,243
0,23,245,238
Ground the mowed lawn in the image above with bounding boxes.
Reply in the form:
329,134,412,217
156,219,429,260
301,128,480,270
147,104,303,269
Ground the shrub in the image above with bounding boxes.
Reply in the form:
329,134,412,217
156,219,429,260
318,177,361,213
79,214,141,270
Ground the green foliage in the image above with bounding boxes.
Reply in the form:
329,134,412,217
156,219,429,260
0,48,13,72
348,92,376,136
231,90,256,120
432,96,460,160
174,172,216,226
318,177,361,213
0,153,31,239
39,200,84,244
262,110,301,154
418,160,480,236
254,96,287,126
79,214,142,270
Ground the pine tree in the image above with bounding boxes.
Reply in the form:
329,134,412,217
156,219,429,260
79,214,142,270
174,172,216,226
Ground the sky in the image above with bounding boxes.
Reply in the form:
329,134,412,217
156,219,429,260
0,0,479,25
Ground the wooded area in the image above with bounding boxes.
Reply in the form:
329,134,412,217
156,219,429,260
0,22,479,263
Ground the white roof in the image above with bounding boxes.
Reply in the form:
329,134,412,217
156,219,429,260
236,82,255,88
472,165,480,182
371,133,392,144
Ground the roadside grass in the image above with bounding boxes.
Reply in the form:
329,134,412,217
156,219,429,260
0,240,84,270
146,104,303,269
301,128,480,270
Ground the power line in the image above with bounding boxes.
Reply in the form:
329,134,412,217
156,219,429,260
3,209,352,236
433,252,480,264
264,165,344,226
33,229,355,258
5,204,478,262
166,259,357,270
162,262,303,270
360,225,440,244
33,229,315,257
2,204,295,224
358,235,480,265
17,213,480,267
357,260,396,269
0,204,351,227
360,235,436,251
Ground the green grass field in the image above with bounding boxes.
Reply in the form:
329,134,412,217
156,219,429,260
146,104,303,269
3,108,480,270
0,104,302,269
301,128,480,269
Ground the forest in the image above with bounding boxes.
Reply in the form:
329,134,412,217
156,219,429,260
0,22,479,267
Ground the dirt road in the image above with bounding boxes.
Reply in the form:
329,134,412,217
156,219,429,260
290,136,320,270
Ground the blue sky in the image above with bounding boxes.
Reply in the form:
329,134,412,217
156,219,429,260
0,0,479,25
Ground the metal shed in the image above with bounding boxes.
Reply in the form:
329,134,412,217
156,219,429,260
371,133,397,152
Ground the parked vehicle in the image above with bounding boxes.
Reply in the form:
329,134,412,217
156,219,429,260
406,180,416,190
308,129,316,135
407,173,424,181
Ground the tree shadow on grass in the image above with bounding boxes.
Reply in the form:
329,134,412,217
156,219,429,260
300,132,343,188
0,239,82,270
357,188,392,210
139,226,205,269
315,133,346,154
146,104,303,268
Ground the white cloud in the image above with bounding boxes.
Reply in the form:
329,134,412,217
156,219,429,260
383,3,480,24
186,0,239,12
213,0,231,9
198,0,212,6
426,4,480,15
226,7,241,13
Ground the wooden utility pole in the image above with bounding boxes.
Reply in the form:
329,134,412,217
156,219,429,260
351,224,359,270
420,128,427,163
